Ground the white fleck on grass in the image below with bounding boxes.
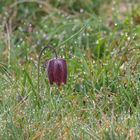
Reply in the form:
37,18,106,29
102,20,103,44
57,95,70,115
96,40,99,44
80,9,84,13
127,36,131,41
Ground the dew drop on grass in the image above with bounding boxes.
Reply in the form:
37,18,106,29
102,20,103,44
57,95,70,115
80,9,84,13
37,41,40,45
87,33,89,36
39,4,42,8
111,7,115,11
127,36,131,41
132,33,137,39
87,26,92,31
82,32,86,37
96,40,99,44
12,78,15,81
20,38,23,41
54,34,58,38
30,57,33,61
134,33,137,36
62,55,65,59
17,45,20,48
43,34,48,40
120,31,124,36
125,32,128,37
18,26,23,31
36,31,39,35
83,72,86,75
62,31,66,35
44,25,48,29
53,43,56,46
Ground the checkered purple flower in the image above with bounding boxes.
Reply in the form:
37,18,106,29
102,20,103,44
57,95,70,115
46,58,67,87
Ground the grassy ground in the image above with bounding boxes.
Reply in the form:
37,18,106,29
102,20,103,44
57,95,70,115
0,0,140,139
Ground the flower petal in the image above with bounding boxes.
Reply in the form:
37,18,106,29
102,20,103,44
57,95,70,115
47,60,55,84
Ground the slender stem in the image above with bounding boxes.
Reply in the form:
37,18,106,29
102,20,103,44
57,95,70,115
37,45,57,93
6,22,11,66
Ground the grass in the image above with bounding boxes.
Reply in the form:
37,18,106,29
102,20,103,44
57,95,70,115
0,0,140,139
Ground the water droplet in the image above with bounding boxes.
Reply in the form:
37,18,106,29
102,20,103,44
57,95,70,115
54,35,57,38
127,36,131,41
35,31,39,35
82,33,86,37
20,38,23,41
96,40,99,44
80,9,84,13
112,7,115,11
39,4,42,8
17,45,20,48
83,72,86,75
125,32,128,37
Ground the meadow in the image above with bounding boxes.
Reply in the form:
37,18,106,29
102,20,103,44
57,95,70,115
0,0,140,139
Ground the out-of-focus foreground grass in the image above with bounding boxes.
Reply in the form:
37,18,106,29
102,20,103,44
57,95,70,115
0,0,140,139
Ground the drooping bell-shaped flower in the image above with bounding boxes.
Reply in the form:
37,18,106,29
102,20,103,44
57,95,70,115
46,58,67,87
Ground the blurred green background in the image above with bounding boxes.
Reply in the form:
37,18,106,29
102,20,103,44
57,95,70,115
0,0,140,139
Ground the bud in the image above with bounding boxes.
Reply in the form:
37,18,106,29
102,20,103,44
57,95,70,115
46,58,67,87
